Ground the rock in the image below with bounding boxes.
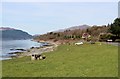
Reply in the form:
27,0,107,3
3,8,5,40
30,47,34,49
27,50,30,52
90,41,95,44
10,48,26,51
8,52,23,54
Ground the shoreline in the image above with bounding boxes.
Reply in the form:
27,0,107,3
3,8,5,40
2,39,119,60
7,40,59,59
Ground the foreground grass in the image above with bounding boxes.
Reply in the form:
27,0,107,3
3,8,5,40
2,43,118,77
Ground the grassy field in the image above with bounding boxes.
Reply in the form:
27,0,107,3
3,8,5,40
2,43,118,77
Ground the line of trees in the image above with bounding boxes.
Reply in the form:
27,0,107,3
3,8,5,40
109,18,120,37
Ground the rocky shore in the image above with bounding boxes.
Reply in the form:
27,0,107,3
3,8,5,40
9,40,59,59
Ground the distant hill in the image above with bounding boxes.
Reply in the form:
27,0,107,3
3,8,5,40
55,25,90,32
34,24,109,41
0,27,33,40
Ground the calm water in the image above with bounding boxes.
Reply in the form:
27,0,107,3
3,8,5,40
0,39,43,60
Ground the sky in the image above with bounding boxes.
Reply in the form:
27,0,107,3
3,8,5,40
1,0,119,2
1,1,118,35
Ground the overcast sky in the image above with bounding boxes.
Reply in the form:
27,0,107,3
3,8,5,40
1,1,118,35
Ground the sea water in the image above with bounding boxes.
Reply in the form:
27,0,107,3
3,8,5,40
0,39,43,60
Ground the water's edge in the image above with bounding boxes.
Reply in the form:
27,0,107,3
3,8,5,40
1,39,46,60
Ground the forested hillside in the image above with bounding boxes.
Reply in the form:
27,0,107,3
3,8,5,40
34,18,120,43
1,27,32,40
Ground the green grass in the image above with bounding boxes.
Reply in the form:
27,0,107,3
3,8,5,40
2,43,118,77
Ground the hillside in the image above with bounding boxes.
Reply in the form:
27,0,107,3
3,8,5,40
55,25,90,32
1,27,33,40
34,25,109,42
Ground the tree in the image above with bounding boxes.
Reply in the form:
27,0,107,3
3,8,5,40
49,32,53,35
109,18,120,37
57,33,60,37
